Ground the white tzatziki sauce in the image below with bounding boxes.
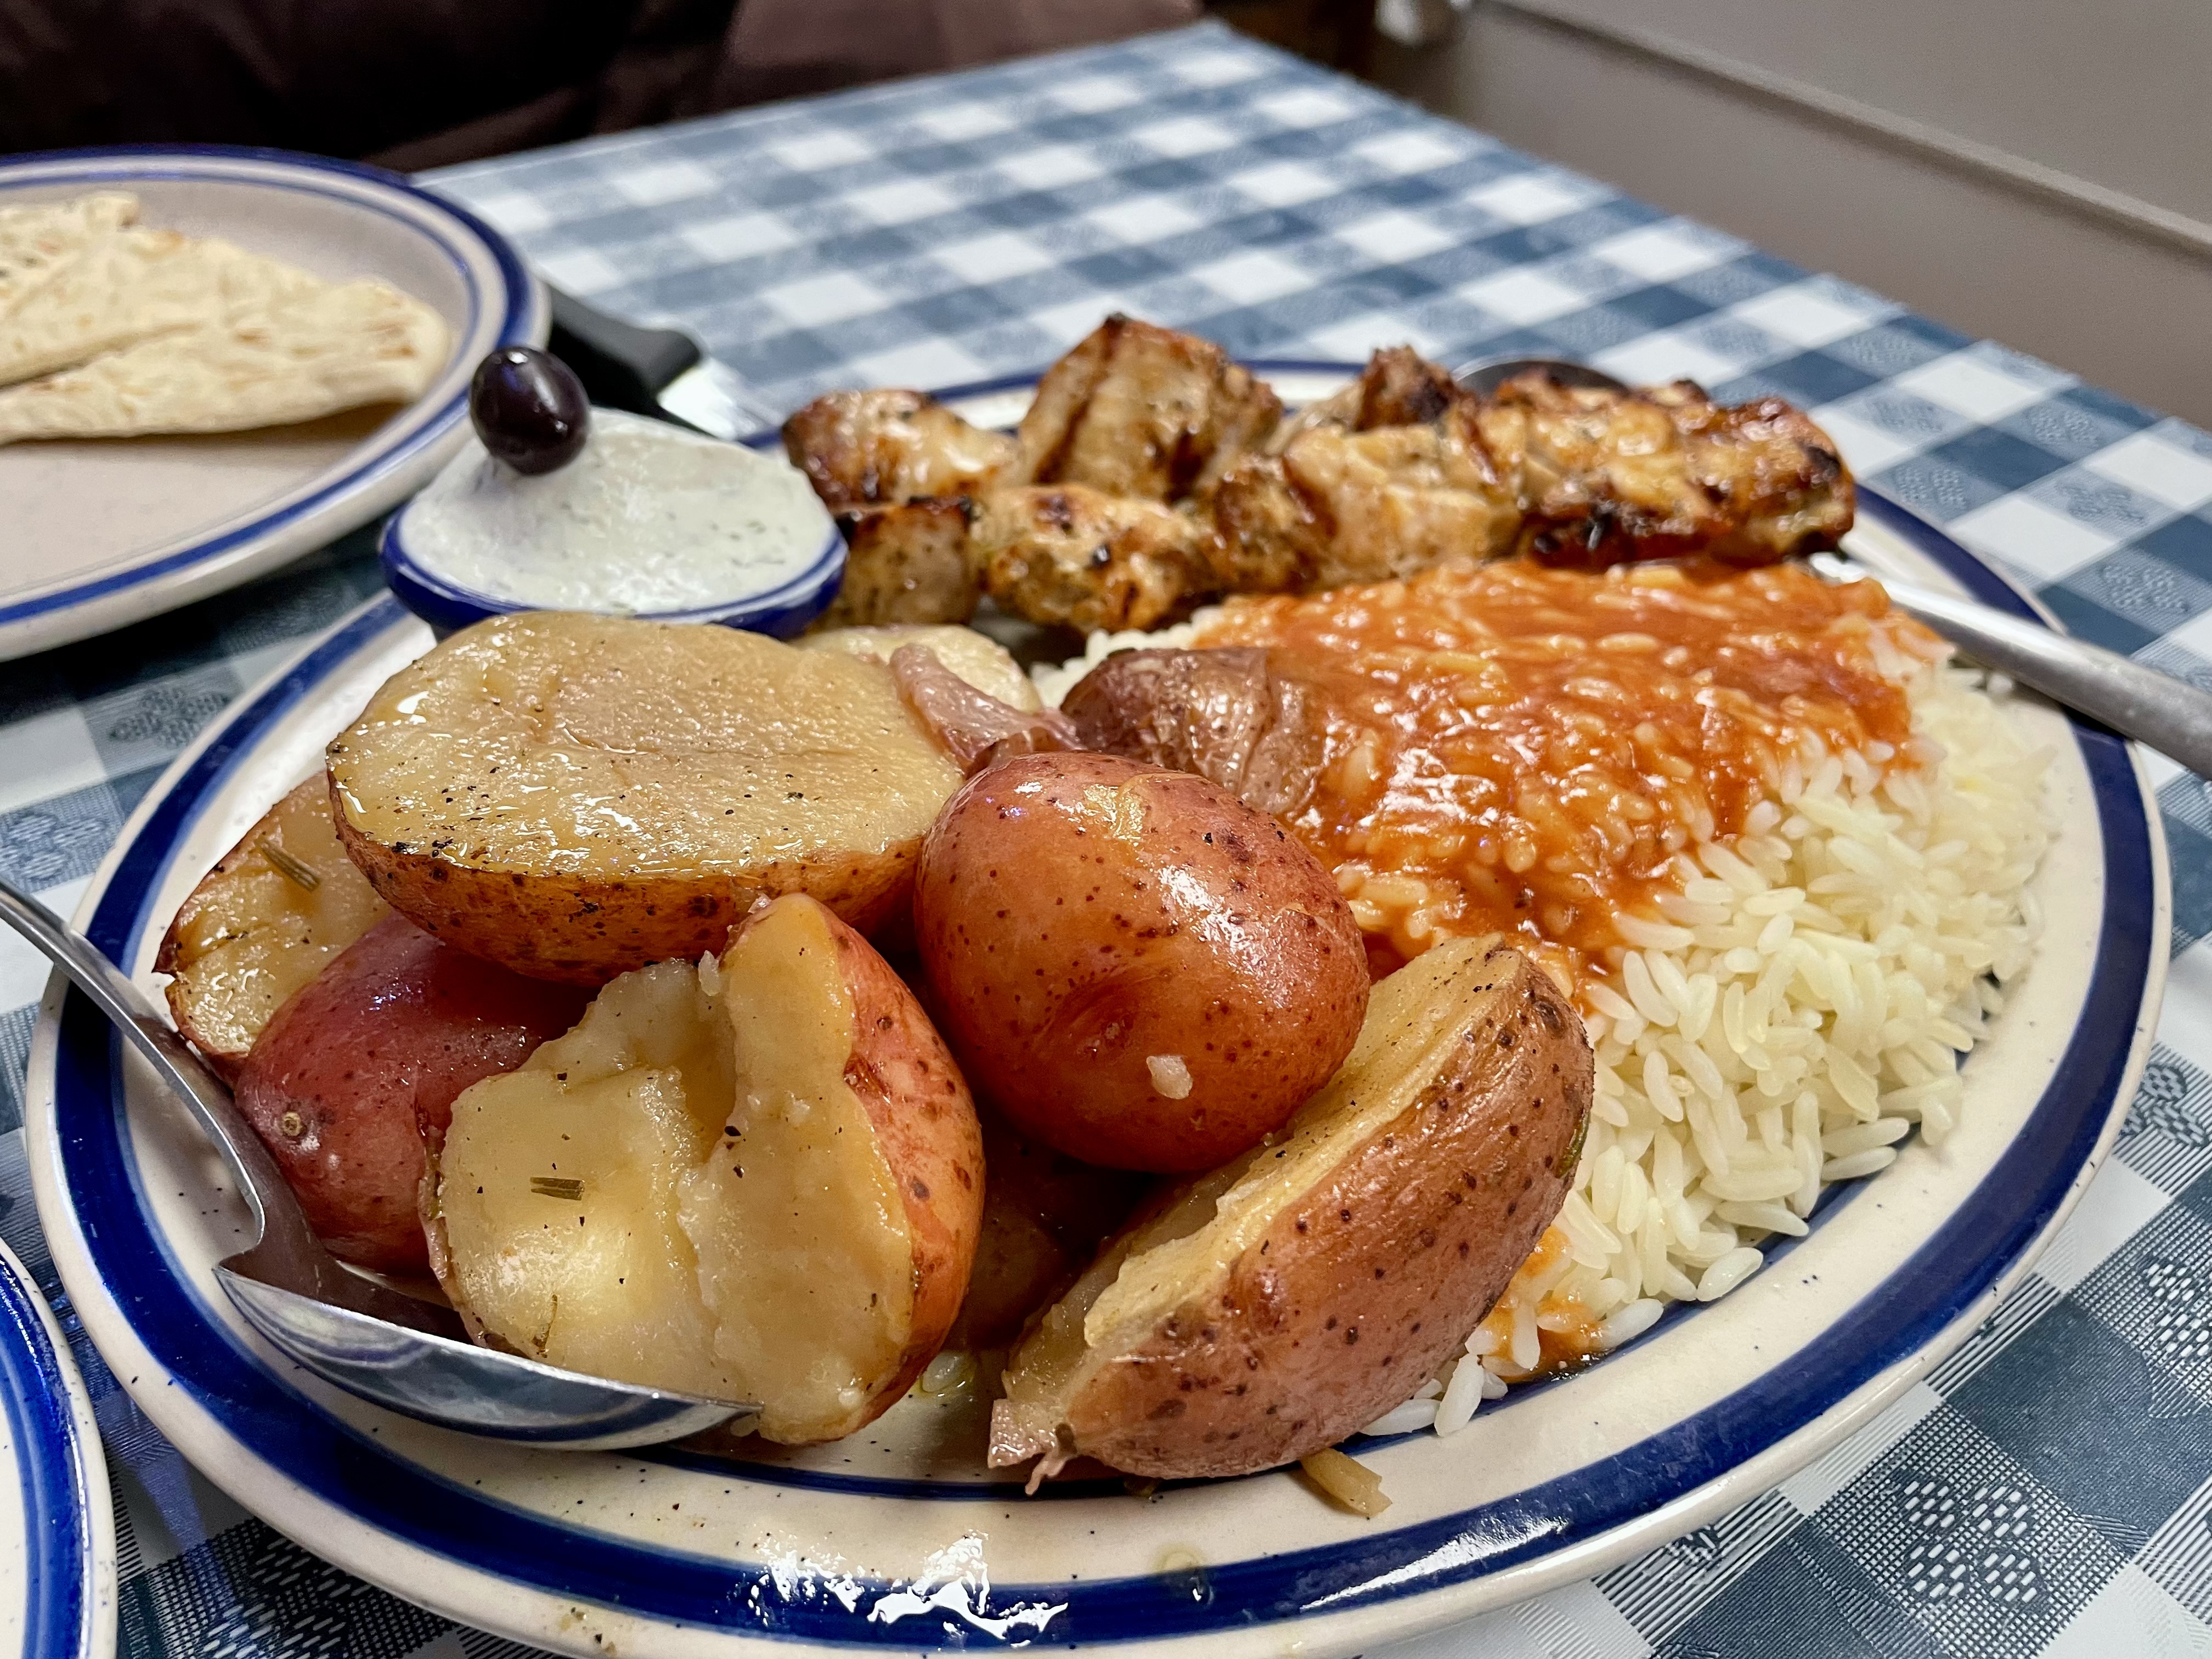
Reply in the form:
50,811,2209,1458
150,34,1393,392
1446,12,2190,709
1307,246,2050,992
402,408,835,613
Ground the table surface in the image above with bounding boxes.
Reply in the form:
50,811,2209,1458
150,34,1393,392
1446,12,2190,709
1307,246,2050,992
6,20,2212,1659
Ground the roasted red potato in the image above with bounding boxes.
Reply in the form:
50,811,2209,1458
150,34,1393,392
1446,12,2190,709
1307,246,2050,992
992,938,1592,1481
915,751,1369,1172
233,915,589,1273
157,777,390,1080
428,894,986,1443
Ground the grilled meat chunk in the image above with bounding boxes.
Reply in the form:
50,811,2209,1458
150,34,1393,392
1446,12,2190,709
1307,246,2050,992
1478,370,1854,567
782,388,1014,511
786,330,1855,634
1060,646,1330,822
975,484,1221,634
811,498,980,629
1011,314,1281,501
1220,403,1525,592
784,390,1012,627
1353,344,1465,430
1267,344,1465,454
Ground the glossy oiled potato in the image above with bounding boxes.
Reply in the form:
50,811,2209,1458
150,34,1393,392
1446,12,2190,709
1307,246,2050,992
234,915,588,1272
327,611,978,983
157,777,390,1079
915,752,1368,1172
427,894,984,1443
991,937,1592,1481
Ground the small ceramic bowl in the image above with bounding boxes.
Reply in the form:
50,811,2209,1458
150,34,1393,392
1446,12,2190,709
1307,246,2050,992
378,422,845,638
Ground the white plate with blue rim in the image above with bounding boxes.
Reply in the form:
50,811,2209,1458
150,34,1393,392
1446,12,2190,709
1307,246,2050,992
0,145,545,664
20,366,2168,1658
0,1236,114,1659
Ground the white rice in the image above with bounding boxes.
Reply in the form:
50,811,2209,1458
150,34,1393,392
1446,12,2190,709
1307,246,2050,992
1039,624,2054,1436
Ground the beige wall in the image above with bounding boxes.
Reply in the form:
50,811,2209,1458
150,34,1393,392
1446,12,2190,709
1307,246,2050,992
1373,4,2212,427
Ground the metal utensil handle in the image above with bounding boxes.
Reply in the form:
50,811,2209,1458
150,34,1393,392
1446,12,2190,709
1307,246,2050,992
1888,579,2212,778
0,879,324,1261
546,285,698,408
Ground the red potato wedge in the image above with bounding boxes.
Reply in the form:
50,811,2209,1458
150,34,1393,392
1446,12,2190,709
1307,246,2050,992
991,936,1591,1481
233,914,589,1273
156,776,390,1079
427,894,985,1443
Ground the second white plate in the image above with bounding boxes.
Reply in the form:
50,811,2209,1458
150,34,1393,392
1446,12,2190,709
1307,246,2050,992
0,145,547,662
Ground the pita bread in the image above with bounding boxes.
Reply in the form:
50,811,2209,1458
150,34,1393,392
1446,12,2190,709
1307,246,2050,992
0,278,452,445
0,222,326,387
0,192,139,317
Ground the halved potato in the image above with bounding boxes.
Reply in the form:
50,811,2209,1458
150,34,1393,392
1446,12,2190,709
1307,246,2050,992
798,622,1040,712
326,612,972,983
427,894,984,1443
990,937,1590,1481
156,776,389,1078
235,915,587,1273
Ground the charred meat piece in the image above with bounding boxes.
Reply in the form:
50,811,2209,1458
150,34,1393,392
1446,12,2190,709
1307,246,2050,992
1208,453,1324,594
1222,406,1525,593
1011,315,1282,502
1060,646,1330,822
782,388,1014,511
975,485,1222,634
1266,344,1466,454
811,498,981,629
1478,370,1854,568
1353,344,1466,429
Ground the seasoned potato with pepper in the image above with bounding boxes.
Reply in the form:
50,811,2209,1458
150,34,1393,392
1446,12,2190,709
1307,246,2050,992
327,611,974,983
427,894,984,1444
234,915,588,1273
915,752,1369,1172
991,937,1591,1481
157,777,390,1078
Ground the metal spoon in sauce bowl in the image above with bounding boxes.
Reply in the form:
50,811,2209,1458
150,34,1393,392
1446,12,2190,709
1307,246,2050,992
2,877,758,1450
1453,355,2212,777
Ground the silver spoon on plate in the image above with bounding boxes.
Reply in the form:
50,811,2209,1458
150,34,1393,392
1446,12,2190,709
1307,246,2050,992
3,877,757,1450
1455,356,2212,778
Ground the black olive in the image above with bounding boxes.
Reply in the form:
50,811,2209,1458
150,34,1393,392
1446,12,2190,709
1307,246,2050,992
469,347,589,475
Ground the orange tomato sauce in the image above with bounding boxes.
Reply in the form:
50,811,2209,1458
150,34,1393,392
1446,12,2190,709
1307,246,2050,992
1192,555,1941,988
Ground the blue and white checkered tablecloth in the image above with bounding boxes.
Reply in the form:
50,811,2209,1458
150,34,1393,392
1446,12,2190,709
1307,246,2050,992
6,19,2212,1658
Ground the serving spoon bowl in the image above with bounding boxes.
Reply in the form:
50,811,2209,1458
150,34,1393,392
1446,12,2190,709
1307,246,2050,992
1452,356,2212,777
2,876,758,1450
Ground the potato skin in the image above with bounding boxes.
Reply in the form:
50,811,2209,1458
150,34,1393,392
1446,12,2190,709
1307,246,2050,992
809,898,988,1408
235,915,589,1272
916,752,1368,1172
1057,946,1588,1478
331,783,913,986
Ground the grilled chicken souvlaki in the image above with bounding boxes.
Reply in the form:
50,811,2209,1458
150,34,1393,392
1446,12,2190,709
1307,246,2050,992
782,315,1857,634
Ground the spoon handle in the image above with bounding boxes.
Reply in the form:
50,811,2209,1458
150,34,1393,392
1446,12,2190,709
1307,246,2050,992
0,878,452,1331
1882,577,2212,779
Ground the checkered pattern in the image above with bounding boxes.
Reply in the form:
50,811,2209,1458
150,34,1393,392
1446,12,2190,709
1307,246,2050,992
2,19,2210,1657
